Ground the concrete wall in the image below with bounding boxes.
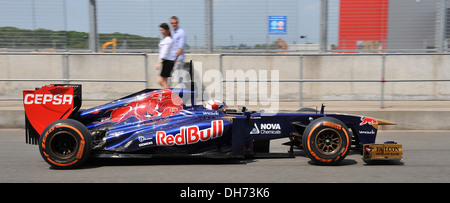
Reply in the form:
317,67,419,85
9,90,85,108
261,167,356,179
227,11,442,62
302,55,382,100
1,53,450,102
385,55,450,100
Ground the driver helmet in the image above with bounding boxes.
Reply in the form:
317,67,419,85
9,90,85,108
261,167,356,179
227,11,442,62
205,99,227,111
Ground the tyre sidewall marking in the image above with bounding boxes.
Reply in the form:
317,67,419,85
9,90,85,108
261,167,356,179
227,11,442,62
306,121,350,163
41,124,85,167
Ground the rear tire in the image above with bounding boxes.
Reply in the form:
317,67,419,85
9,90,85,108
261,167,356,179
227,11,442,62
39,119,92,169
302,117,350,165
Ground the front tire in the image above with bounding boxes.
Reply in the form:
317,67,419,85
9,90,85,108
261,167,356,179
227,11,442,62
302,117,351,165
39,119,92,169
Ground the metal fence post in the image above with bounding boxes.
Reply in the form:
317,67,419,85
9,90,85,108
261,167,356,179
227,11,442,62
89,0,98,53
205,0,213,53
144,54,149,88
320,0,328,53
436,0,448,52
380,54,386,109
62,53,70,82
299,55,304,108
219,54,224,102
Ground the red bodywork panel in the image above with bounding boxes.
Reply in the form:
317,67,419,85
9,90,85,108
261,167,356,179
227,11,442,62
23,85,78,134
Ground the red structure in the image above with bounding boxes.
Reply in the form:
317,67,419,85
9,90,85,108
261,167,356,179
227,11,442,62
338,0,389,51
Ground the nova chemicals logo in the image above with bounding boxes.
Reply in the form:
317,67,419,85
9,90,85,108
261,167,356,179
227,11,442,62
250,123,281,135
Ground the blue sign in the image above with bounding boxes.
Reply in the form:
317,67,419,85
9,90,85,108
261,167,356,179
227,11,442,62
269,16,287,35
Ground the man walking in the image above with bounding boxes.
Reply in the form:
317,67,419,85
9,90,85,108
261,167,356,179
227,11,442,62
170,16,186,84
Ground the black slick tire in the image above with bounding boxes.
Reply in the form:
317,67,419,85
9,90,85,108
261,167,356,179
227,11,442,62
302,117,351,165
39,119,92,169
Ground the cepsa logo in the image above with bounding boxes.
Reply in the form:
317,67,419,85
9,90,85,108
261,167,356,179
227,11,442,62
24,94,73,105
156,120,224,146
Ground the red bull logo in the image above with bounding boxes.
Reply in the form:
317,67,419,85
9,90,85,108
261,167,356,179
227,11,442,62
360,117,378,126
156,120,224,146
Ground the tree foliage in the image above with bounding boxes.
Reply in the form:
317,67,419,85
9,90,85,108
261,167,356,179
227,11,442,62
0,26,160,50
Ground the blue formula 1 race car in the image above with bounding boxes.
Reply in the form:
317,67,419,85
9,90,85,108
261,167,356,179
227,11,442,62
23,68,398,169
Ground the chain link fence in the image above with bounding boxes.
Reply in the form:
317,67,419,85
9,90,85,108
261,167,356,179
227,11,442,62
0,0,449,53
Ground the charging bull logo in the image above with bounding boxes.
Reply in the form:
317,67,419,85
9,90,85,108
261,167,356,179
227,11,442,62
360,117,378,126
107,89,183,123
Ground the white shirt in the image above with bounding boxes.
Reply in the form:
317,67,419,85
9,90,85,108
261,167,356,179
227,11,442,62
158,36,174,61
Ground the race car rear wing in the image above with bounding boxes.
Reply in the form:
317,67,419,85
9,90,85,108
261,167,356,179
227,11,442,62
23,84,82,144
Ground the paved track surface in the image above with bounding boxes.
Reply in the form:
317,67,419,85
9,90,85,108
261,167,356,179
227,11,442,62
1,129,450,183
